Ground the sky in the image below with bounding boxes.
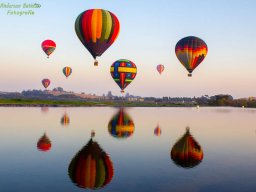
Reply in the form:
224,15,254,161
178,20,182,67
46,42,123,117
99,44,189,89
0,0,256,98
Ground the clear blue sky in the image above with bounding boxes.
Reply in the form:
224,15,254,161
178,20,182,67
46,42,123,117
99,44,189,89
0,0,256,98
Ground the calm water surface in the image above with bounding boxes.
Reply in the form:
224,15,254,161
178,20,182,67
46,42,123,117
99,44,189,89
0,107,256,192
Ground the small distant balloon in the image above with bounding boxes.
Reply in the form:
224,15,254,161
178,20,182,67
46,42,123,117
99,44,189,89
61,113,70,126
175,36,208,77
41,39,56,58
154,125,162,136
63,67,72,78
42,79,50,89
157,64,164,75
110,59,137,93
37,133,52,152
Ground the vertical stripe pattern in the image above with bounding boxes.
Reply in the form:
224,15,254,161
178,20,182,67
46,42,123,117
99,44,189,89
75,9,120,59
63,66,72,78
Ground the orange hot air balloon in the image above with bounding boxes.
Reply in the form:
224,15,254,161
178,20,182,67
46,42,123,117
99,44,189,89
108,108,135,139
171,127,203,168
41,39,56,58
68,133,114,189
42,79,50,89
157,64,164,75
63,66,72,78
37,133,52,152
61,113,70,126
154,125,162,136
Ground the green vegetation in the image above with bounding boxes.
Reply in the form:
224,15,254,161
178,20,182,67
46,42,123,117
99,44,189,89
0,98,189,107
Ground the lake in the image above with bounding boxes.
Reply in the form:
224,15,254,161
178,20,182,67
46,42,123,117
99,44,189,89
0,107,256,192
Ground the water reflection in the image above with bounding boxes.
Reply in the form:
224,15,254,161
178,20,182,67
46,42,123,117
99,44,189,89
40,106,49,113
171,127,203,168
68,132,114,189
108,108,135,139
61,113,70,126
37,132,52,152
154,124,162,136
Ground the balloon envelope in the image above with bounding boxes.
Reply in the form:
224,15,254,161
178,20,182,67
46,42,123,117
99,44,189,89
41,40,56,57
157,64,164,74
154,125,161,136
63,67,72,78
75,9,120,65
175,36,207,76
42,79,50,89
171,128,203,168
37,133,51,152
61,113,70,126
68,138,114,189
108,108,135,139
110,59,137,93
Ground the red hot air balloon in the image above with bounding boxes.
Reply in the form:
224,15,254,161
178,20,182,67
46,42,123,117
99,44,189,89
68,132,114,189
37,133,52,152
171,127,203,168
42,79,50,89
157,64,164,75
75,9,120,66
41,40,56,58
175,36,208,77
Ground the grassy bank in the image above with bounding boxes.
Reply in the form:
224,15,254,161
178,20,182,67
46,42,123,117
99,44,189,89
0,98,188,107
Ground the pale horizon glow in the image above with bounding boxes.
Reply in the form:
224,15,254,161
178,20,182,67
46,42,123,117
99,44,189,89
0,0,256,98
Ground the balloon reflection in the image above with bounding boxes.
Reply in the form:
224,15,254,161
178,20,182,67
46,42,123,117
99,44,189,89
68,132,114,189
154,124,162,136
61,113,70,126
37,133,52,152
40,106,49,113
108,108,135,139
171,127,203,168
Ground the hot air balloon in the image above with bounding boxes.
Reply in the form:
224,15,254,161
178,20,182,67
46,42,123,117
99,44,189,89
61,113,70,126
108,108,135,139
42,79,50,89
37,133,52,152
68,132,114,189
175,36,208,77
110,59,137,93
41,39,56,58
171,127,203,168
154,125,162,136
63,67,72,78
75,9,120,66
157,64,164,75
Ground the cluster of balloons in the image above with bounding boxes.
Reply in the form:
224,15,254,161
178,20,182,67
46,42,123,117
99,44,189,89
40,8,208,93
40,40,72,89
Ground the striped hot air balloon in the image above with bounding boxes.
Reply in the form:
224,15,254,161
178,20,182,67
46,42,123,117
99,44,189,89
108,108,135,139
42,79,50,89
37,133,52,152
61,113,70,126
157,64,164,75
41,39,56,58
75,9,120,66
110,59,137,93
68,136,114,189
171,127,203,168
63,67,72,78
175,36,208,77
154,125,162,136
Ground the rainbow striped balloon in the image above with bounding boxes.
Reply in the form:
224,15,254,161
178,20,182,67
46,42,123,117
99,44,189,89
63,66,72,78
75,9,120,65
110,59,137,93
175,36,208,76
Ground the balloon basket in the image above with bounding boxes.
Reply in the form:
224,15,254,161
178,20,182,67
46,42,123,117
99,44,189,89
94,60,98,66
188,73,192,77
